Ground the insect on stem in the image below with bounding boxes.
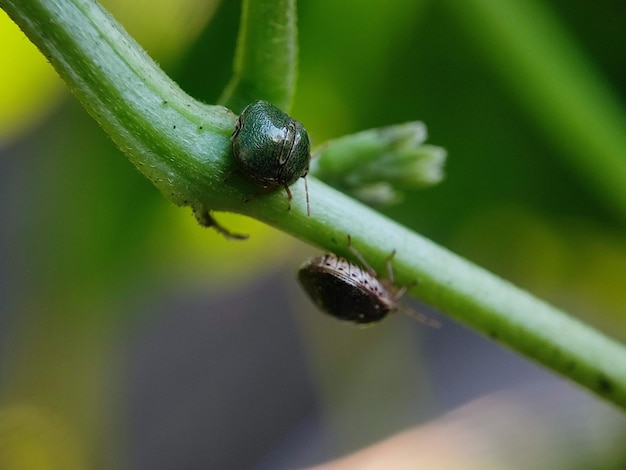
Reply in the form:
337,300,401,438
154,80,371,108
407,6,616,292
298,235,439,327
231,101,312,216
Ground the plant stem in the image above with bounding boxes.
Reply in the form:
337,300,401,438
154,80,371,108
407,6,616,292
219,0,298,113
3,0,626,410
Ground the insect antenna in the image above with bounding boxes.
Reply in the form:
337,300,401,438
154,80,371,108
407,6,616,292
400,304,441,328
303,174,310,216
390,279,440,328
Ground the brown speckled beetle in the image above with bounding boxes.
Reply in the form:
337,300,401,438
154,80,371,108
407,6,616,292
297,236,439,326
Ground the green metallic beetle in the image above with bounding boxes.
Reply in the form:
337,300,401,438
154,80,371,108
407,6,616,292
231,100,311,215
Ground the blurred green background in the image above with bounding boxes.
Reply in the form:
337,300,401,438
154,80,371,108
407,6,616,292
1,0,626,468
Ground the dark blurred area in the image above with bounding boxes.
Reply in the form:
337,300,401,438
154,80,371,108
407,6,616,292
1,0,626,468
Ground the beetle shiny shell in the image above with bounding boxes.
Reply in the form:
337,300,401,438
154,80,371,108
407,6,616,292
298,254,399,324
231,100,311,215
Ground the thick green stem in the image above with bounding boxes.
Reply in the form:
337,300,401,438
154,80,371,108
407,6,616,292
2,0,237,209
3,0,626,410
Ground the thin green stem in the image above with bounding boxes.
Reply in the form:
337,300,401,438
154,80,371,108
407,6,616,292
219,0,298,113
2,0,626,410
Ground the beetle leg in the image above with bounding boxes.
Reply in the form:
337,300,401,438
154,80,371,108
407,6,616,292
385,250,397,284
284,185,293,211
346,235,378,277
192,208,249,240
